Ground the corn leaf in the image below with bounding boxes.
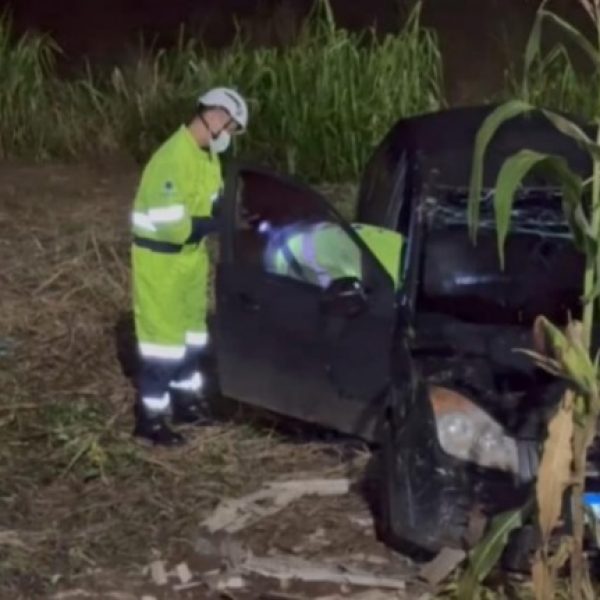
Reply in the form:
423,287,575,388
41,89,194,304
579,0,596,23
492,150,583,268
586,249,600,303
534,317,598,396
533,538,573,600
532,552,555,600
561,199,595,257
457,501,533,600
534,9,600,71
518,349,564,378
565,321,598,397
523,0,550,98
468,100,534,241
541,109,600,161
536,392,574,545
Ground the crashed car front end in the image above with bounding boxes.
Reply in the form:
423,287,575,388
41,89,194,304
378,187,597,555
381,375,545,553
382,374,600,557
381,382,531,553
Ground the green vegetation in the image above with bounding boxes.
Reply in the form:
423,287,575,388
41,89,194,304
462,2,600,599
509,44,600,120
0,1,442,183
4,0,600,184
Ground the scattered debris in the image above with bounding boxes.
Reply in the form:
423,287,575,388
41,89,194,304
194,535,220,556
50,591,95,599
241,554,406,590
465,508,487,547
260,593,311,600
174,561,193,584
149,560,168,586
216,575,246,591
315,592,404,600
0,529,28,549
348,515,375,530
202,478,351,534
291,527,330,553
219,534,248,568
418,547,466,586
173,581,205,592
143,534,411,598
334,554,390,566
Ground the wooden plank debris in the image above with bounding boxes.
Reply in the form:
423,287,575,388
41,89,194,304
174,562,193,585
242,554,406,590
149,560,168,586
418,547,466,586
202,478,351,534
315,592,405,600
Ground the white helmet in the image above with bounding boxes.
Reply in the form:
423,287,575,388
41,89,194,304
197,87,249,132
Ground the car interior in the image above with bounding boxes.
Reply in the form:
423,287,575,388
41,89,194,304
231,168,379,293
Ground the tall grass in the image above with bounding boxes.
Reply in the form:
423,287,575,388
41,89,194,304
0,14,59,159
507,43,600,120
0,1,443,182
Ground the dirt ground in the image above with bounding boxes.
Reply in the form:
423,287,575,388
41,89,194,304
0,163,433,600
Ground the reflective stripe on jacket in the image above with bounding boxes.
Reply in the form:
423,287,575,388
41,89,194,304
131,125,222,251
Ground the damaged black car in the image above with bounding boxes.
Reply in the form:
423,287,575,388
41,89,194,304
212,105,599,557
116,104,599,558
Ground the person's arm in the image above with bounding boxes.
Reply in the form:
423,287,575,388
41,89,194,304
133,161,194,245
186,190,221,243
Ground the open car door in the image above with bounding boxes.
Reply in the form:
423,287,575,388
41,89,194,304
215,163,398,440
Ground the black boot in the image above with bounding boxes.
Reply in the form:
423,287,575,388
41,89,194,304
171,390,214,426
133,405,185,446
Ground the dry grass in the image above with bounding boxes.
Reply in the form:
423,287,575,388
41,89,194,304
0,162,364,599
0,163,556,599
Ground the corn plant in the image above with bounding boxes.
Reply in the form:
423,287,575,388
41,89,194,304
459,2,600,599
507,44,600,120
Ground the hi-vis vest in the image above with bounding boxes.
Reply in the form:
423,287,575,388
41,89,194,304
263,222,403,289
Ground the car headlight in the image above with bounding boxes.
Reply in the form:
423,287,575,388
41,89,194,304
429,386,519,475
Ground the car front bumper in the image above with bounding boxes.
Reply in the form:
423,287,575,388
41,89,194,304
379,380,590,554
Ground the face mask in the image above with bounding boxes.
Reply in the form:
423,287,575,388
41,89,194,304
209,129,231,154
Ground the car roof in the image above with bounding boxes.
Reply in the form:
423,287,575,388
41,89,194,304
367,104,592,189
358,104,595,226
408,105,591,187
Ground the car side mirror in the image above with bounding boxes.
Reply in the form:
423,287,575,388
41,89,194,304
320,277,368,318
